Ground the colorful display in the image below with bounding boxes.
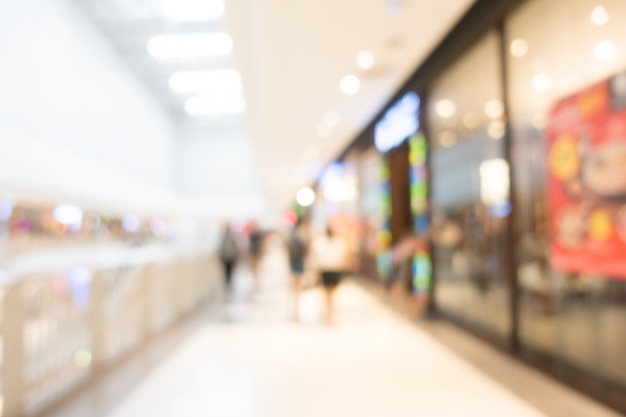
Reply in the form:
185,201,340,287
376,159,393,279
548,70,626,279
409,134,431,294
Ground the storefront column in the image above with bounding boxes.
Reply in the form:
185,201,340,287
387,141,413,244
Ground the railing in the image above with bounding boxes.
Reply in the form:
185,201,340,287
0,245,222,417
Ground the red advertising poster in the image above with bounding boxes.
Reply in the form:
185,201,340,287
548,71,626,278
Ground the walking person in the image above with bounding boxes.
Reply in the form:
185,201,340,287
219,224,239,290
312,226,349,325
248,224,264,279
287,217,310,321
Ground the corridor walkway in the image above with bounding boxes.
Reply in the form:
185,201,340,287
49,240,622,417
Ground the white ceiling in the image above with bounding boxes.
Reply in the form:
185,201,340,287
226,0,475,207
79,0,475,212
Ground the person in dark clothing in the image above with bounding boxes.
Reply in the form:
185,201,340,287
219,224,239,289
287,217,310,321
249,226,264,278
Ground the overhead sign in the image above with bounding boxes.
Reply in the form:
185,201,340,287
374,92,420,153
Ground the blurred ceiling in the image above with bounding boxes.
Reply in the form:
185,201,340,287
79,0,475,209
79,0,245,129
226,0,475,207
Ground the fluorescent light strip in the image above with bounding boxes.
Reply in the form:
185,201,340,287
147,33,233,59
169,69,242,94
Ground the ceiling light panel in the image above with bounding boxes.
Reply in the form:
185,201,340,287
591,5,609,26
356,50,376,70
169,69,243,94
594,39,617,61
296,187,316,207
340,75,360,95
147,33,233,59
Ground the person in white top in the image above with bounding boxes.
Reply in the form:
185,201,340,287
312,227,348,324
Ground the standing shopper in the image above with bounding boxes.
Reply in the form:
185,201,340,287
248,225,264,279
220,224,239,290
312,226,348,325
287,218,310,321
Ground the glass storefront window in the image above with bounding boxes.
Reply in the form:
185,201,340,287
358,149,389,279
428,31,511,342
507,0,626,387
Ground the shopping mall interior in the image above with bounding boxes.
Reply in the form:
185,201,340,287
2,0,626,416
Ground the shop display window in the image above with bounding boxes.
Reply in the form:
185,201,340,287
507,0,626,386
427,31,512,342
358,149,391,280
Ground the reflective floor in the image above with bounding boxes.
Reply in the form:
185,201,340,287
48,243,622,417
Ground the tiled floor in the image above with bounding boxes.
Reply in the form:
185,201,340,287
48,243,623,417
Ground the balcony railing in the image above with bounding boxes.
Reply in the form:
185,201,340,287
0,243,222,417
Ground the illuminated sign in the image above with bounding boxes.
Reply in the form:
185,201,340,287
374,92,420,153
